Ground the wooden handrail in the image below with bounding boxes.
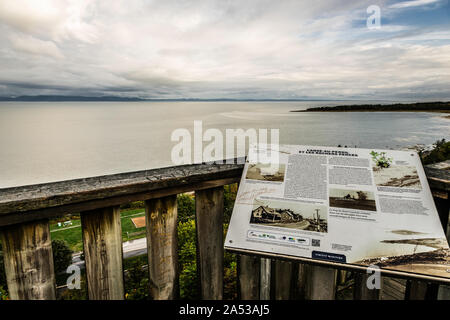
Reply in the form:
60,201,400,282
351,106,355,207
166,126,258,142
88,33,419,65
0,160,244,227
424,160,450,192
0,159,447,222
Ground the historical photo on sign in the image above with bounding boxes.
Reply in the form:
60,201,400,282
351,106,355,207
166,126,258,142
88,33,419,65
370,150,422,189
250,198,328,233
372,165,422,189
245,163,286,182
356,236,449,277
329,188,377,211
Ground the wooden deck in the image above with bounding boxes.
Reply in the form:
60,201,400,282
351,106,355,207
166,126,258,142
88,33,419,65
381,278,407,300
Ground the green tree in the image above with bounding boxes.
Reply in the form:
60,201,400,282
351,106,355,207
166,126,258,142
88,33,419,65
52,240,73,274
177,194,195,223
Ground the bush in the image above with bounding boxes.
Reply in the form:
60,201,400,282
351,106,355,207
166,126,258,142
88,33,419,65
223,223,237,300
223,184,238,224
120,201,145,210
124,260,150,300
177,194,195,223
176,185,238,299
52,240,73,274
0,284,8,300
421,139,450,165
177,220,237,300
59,274,87,300
178,220,199,299
370,151,393,169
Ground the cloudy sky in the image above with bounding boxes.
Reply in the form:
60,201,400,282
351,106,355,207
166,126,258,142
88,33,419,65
0,0,449,100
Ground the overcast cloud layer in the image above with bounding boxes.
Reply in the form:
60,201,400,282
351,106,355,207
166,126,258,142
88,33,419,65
0,0,449,100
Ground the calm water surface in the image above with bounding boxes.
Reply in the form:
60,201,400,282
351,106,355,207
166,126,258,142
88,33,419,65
0,101,448,188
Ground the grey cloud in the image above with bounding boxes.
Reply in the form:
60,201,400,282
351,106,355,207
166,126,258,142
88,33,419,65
0,0,448,100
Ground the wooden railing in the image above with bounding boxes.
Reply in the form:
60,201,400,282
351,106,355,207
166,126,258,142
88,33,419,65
0,160,448,300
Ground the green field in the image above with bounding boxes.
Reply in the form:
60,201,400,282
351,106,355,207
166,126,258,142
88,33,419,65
50,209,146,252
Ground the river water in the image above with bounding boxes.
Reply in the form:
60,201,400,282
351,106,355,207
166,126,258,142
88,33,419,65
0,101,448,188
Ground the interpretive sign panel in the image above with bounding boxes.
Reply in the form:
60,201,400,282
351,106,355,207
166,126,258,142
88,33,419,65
225,144,450,282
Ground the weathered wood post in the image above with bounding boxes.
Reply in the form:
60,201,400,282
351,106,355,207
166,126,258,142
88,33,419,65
81,206,124,300
0,220,56,300
294,263,308,300
237,255,260,299
437,190,450,300
354,272,381,300
195,187,224,299
260,258,271,300
305,265,337,300
273,260,293,300
438,285,450,300
407,280,428,299
338,270,347,285
145,195,179,299
407,280,438,300
425,162,450,300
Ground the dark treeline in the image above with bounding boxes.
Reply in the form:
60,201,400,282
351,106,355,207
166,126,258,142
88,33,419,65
292,101,450,112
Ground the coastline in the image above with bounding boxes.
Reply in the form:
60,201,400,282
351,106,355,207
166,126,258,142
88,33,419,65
290,102,450,119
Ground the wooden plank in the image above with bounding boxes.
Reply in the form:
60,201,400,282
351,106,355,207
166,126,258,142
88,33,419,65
407,280,428,300
237,255,260,299
292,263,308,300
225,247,450,284
353,272,381,300
406,280,439,300
259,258,271,300
0,160,446,227
0,220,56,300
305,266,337,300
0,157,439,217
145,195,178,300
0,177,240,227
447,196,450,242
443,191,450,243
0,160,244,216
381,278,406,300
81,206,124,300
195,187,224,299
424,161,450,192
438,285,450,300
338,270,347,285
273,260,293,300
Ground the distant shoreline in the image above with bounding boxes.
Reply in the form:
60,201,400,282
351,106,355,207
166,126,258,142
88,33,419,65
291,102,450,116
0,95,350,102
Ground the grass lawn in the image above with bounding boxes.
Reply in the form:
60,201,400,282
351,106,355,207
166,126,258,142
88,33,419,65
50,208,146,252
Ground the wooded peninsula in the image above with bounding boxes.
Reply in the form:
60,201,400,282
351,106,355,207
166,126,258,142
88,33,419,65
291,101,450,114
